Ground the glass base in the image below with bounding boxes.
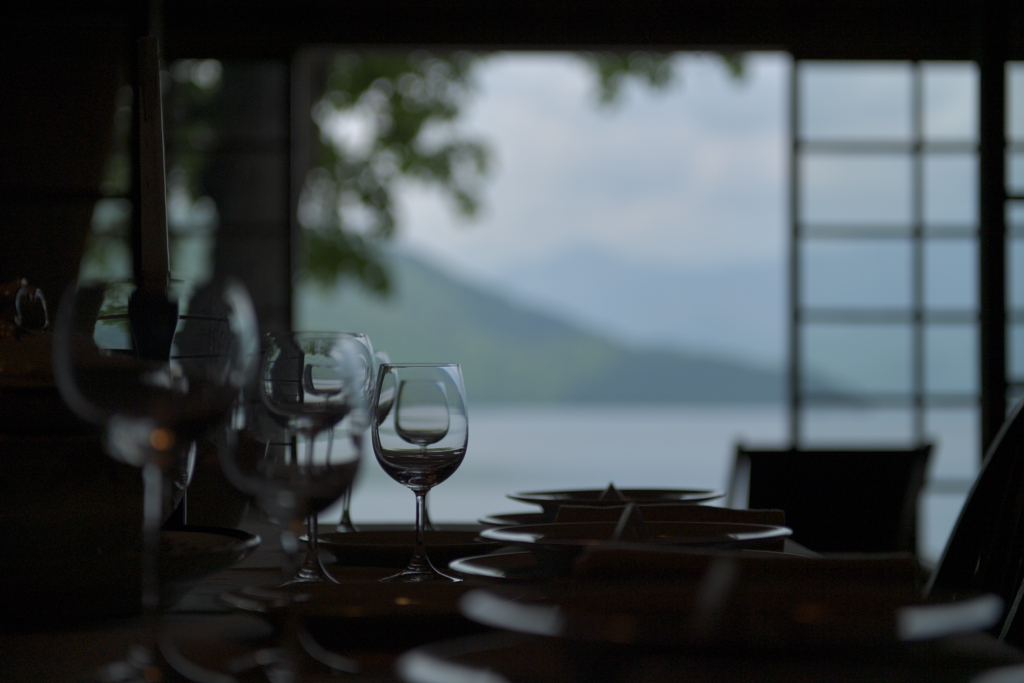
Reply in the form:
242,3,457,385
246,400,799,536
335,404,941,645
380,555,462,583
336,499,357,532
285,556,339,585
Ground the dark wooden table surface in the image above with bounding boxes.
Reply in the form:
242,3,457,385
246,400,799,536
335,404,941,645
4,511,1024,683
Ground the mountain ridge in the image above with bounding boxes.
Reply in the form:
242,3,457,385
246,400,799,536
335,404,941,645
492,246,785,367
296,253,786,404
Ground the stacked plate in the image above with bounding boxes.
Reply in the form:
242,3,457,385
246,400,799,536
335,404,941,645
479,521,791,576
505,487,722,522
401,553,1008,683
465,488,791,579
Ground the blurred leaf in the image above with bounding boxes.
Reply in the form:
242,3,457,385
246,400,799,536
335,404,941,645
718,53,747,81
303,229,390,296
578,51,677,106
577,51,745,106
298,52,491,295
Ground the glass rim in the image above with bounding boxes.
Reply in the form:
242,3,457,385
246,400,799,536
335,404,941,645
264,330,369,338
379,362,461,369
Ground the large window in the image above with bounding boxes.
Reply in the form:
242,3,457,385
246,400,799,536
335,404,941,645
80,51,1022,558
791,61,1024,559
1008,63,1024,405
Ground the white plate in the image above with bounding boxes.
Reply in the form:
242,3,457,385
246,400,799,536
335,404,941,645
508,488,722,520
480,520,790,549
478,512,546,526
448,551,543,581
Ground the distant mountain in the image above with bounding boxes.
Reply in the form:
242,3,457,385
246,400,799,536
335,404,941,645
492,247,786,367
296,253,786,404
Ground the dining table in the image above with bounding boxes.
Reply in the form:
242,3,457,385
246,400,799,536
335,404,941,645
3,506,1024,683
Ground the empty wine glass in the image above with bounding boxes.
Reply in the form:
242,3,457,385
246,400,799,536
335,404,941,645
217,383,364,678
373,363,468,582
337,347,388,533
216,333,370,678
259,332,372,583
52,276,258,681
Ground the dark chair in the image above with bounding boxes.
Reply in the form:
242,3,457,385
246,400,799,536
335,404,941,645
928,397,1024,645
728,445,931,554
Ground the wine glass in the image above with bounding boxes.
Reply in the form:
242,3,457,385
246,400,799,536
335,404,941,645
215,333,369,678
260,332,372,583
372,363,468,582
337,347,388,533
52,276,258,681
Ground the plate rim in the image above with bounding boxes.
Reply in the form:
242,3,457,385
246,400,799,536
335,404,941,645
507,488,723,505
448,550,539,580
316,528,501,549
479,520,792,547
162,525,262,555
478,512,547,526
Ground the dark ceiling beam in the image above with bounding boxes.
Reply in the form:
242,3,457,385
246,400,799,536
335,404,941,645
161,0,1024,60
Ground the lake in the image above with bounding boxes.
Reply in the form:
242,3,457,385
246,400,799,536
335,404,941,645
322,403,973,563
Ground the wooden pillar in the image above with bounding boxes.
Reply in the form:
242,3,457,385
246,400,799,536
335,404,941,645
203,61,293,333
978,0,1008,455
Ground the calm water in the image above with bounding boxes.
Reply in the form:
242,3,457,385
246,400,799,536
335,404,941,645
322,403,974,563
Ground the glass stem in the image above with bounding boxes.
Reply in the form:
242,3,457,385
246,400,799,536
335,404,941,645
413,490,429,567
423,490,435,531
340,431,361,531
304,433,322,573
340,489,353,526
307,514,320,568
141,461,163,654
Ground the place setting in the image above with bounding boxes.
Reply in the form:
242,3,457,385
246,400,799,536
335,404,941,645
187,337,779,679
15,20,1024,683
398,590,1014,683
456,487,793,582
7,275,1017,683
336,361,482,582
19,266,268,681
403,542,1017,683
267,359,490,582
9,299,1024,683
481,483,724,526
206,350,498,679
397,480,1020,683
505,483,723,520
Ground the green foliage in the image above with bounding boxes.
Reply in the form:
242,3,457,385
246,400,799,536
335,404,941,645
300,50,750,296
80,85,134,283
79,60,225,285
577,51,747,106
99,85,134,198
718,53,747,81
78,51,745,297
304,228,390,295
578,52,677,106
167,59,225,201
299,52,489,293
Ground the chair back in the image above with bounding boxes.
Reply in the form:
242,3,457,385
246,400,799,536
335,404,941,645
928,397,1024,644
730,445,931,553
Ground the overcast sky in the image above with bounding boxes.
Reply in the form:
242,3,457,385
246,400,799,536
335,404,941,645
311,55,1014,373
393,52,790,278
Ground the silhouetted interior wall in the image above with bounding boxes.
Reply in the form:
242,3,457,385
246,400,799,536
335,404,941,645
0,21,127,301
202,62,292,333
